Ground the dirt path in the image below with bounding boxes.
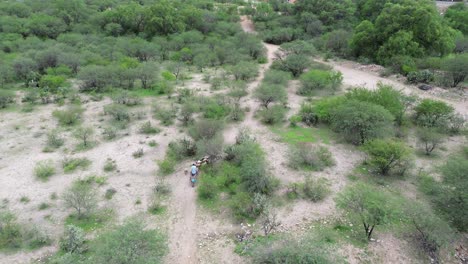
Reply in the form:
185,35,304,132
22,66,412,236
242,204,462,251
323,60,468,117
164,167,198,264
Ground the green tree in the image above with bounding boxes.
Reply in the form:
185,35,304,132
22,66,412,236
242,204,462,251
336,182,397,240
91,219,167,264
417,128,445,155
363,139,411,175
254,83,287,108
331,100,394,145
63,181,97,219
414,99,454,128
135,62,158,89
229,61,259,81
441,54,468,88
73,127,94,148
145,0,186,36
294,0,356,30
27,14,67,39
444,2,468,35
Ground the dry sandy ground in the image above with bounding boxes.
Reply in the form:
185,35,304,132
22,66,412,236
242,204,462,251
1,15,466,264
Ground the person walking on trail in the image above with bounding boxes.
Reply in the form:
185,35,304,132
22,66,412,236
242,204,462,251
191,163,198,177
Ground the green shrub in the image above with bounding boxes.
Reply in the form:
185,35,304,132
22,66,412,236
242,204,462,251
73,126,95,150
202,101,230,119
34,160,56,180
53,106,83,126
259,105,286,125
198,178,218,201
421,156,468,231
196,136,224,161
336,182,399,240
63,180,97,219
59,225,86,254
39,75,66,91
154,106,176,126
158,158,176,175
138,121,160,134
363,139,412,176
105,188,117,200
299,69,343,95
112,91,141,106
89,219,167,263
331,100,394,145
0,210,23,249
132,148,144,158
167,138,197,160
62,157,91,173
406,70,434,84
302,177,331,202
0,89,15,108
312,96,346,123
263,69,291,86
414,99,454,128
104,104,130,122
252,238,339,264
299,103,318,126
38,203,50,210
254,83,287,109
288,144,335,171
288,115,301,127
103,158,117,172
240,157,275,195
44,130,64,151
189,119,224,141
417,128,445,155
229,192,255,221
102,127,118,140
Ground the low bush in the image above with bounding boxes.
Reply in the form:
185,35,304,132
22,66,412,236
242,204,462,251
189,119,224,141
299,103,318,126
104,104,130,122
53,106,83,126
44,130,64,151
34,160,56,180
104,188,117,200
414,99,454,128
102,127,118,140
363,139,412,176
103,158,117,172
59,225,86,254
406,70,434,84
288,144,335,171
417,128,445,155
154,106,177,126
421,155,468,231
73,126,95,150
312,96,346,123
89,219,167,263
132,148,144,158
63,180,97,219
112,91,141,106
0,89,15,108
167,138,197,160
196,136,224,161
0,210,22,249
299,69,343,95
62,157,91,173
258,105,286,125
158,158,176,176
201,101,230,119
139,121,160,134
302,177,331,202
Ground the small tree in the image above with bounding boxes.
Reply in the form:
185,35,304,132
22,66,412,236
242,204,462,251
441,53,468,87
405,204,454,264
414,99,454,128
73,126,94,148
299,69,342,95
0,90,15,108
254,83,287,109
63,180,97,219
363,139,411,175
59,225,86,254
335,182,396,240
331,100,394,145
229,61,259,81
417,128,445,155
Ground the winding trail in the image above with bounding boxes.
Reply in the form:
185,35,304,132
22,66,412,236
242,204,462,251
164,166,198,264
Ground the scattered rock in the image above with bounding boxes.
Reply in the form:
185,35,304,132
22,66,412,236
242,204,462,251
418,84,433,91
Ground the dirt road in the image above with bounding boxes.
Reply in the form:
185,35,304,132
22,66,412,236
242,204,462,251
325,60,467,117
